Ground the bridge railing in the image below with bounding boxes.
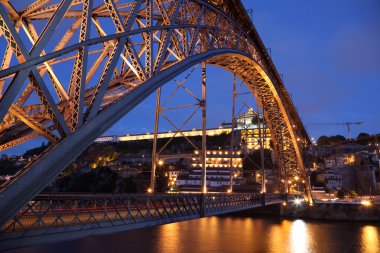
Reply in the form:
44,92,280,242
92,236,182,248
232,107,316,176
204,193,265,215
0,193,285,241
1,194,200,234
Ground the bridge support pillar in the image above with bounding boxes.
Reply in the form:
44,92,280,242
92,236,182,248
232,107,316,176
150,87,161,193
229,73,236,192
200,193,205,217
257,103,266,194
201,62,207,193
261,193,266,206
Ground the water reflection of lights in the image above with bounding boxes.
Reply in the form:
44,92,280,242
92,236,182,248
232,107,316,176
159,223,181,252
291,220,309,253
269,221,290,253
361,225,379,253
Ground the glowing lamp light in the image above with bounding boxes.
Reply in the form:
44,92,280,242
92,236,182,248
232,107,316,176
361,200,372,207
282,201,287,206
294,198,303,205
147,188,153,194
158,160,164,166
227,189,232,193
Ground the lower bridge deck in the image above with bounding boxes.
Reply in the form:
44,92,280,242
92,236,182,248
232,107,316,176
0,193,285,250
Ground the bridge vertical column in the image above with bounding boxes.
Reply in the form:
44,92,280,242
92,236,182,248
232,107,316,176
375,135,380,175
256,103,266,193
200,194,205,217
150,88,161,193
280,132,288,193
201,62,207,193
229,73,237,192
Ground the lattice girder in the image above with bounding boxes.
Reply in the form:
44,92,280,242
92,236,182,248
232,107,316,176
0,0,311,227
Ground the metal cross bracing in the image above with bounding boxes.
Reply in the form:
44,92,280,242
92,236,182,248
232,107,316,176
0,192,286,250
0,0,311,227
229,74,266,192
228,73,273,194
150,63,207,193
207,55,311,196
233,82,270,193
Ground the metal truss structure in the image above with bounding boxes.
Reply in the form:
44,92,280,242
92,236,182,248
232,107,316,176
0,192,285,250
230,76,268,192
0,0,311,227
150,64,207,192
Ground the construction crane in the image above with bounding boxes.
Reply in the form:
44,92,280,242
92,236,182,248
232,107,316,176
311,122,364,140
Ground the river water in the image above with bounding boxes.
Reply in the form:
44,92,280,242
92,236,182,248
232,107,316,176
5,215,380,253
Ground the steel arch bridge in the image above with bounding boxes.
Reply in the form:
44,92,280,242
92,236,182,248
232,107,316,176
0,0,311,227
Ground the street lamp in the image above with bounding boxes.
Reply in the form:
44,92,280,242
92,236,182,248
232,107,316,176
294,176,299,194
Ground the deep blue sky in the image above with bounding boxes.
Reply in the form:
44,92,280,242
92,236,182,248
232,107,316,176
2,0,379,155
108,0,380,139
242,0,380,138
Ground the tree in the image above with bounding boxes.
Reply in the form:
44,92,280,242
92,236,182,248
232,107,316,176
356,133,370,145
317,135,330,146
336,189,345,199
60,167,134,193
330,135,346,145
348,190,358,198
317,135,346,146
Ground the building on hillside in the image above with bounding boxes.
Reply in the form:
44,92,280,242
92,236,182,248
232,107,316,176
235,109,271,152
95,136,118,142
323,169,342,190
95,110,272,153
323,154,355,168
95,127,232,143
176,149,244,191
166,170,180,189
324,159,335,168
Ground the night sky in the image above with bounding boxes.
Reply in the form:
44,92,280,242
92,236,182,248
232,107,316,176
2,0,379,155
243,0,380,138
108,0,380,139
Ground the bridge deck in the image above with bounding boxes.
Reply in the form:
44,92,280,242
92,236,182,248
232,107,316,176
0,193,284,251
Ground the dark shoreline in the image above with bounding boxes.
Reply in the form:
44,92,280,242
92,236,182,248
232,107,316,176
229,202,380,222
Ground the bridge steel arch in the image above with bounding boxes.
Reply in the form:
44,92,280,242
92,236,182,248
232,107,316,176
0,0,311,227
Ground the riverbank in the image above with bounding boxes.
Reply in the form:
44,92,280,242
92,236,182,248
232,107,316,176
242,201,380,221
283,201,380,221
